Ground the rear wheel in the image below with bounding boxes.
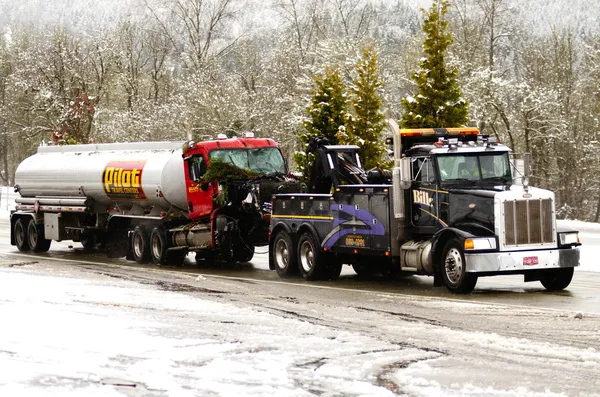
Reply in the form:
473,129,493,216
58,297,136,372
441,239,477,294
272,230,297,278
352,262,379,277
150,227,184,266
14,218,29,252
27,219,51,253
131,226,150,263
540,267,574,291
297,232,325,281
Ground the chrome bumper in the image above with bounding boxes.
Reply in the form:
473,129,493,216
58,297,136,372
465,247,580,273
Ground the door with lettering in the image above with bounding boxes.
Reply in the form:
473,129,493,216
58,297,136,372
410,157,438,228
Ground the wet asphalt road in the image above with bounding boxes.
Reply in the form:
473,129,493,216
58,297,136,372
1,218,600,316
2,218,600,396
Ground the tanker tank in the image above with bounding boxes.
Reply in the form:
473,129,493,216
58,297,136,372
14,141,188,211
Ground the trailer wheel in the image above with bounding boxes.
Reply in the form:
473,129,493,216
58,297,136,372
297,232,325,281
441,239,477,294
272,230,297,278
150,227,185,266
27,219,51,253
131,226,150,263
540,267,574,291
14,218,30,252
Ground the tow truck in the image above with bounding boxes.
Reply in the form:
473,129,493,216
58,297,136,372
268,125,581,293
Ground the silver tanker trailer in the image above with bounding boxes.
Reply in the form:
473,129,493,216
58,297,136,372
10,136,299,265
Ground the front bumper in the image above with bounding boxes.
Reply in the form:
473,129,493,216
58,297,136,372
465,247,580,273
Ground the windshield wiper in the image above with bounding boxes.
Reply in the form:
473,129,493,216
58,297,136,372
442,178,478,185
482,176,510,185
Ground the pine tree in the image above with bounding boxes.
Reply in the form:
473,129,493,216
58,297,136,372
400,0,469,128
294,66,347,184
339,43,387,170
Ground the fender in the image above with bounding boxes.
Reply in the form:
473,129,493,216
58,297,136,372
431,227,473,274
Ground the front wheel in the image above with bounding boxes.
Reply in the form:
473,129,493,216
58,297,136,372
27,219,51,253
441,239,477,294
540,267,574,291
272,230,297,278
14,218,30,252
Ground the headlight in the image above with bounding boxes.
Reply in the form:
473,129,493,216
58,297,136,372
464,237,497,251
558,232,580,247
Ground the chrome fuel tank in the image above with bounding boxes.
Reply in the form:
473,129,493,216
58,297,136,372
15,141,188,211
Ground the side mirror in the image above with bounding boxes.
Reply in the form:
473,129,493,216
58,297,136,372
400,157,412,189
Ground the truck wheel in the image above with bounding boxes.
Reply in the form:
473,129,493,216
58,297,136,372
233,243,254,263
352,263,378,277
540,267,574,291
27,219,51,253
131,226,150,263
272,230,297,278
297,232,325,281
150,227,185,266
14,218,30,251
325,259,343,281
441,239,477,294
150,227,168,265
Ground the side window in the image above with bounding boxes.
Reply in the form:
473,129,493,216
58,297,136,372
188,155,207,182
413,157,435,184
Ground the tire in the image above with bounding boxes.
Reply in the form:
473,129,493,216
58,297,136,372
297,232,325,281
131,226,150,263
81,233,96,251
440,239,477,294
272,230,297,278
233,243,255,263
149,226,184,266
352,262,379,277
14,218,30,252
540,267,574,291
324,259,343,281
27,219,51,253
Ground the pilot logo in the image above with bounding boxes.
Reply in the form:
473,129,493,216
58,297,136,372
103,160,148,200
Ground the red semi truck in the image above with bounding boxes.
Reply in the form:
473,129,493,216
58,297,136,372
10,135,299,265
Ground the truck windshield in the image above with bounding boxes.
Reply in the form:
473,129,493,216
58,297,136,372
437,152,511,184
209,148,286,174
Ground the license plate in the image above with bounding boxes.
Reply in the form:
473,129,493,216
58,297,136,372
344,235,367,248
523,256,539,266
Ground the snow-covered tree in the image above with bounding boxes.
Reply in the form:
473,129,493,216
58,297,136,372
294,65,347,185
338,43,386,170
400,0,469,128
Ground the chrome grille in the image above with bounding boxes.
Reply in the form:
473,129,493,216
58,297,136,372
504,199,553,246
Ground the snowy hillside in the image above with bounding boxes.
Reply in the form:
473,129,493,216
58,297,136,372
0,0,596,34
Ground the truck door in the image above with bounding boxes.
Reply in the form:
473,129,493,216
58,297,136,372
410,157,439,229
185,154,214,219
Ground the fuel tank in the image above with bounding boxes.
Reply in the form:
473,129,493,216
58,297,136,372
15,141,188,211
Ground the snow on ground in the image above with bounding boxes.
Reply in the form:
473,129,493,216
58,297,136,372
2,187,598,272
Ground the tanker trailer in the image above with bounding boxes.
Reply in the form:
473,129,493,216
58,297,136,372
10,136,300,265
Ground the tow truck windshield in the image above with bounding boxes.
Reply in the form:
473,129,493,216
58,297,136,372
437,152,511,185
209,147,287,175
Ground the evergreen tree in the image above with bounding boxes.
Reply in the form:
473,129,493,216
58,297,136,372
338,43,387,170
294,66,347,184
400,0,469,128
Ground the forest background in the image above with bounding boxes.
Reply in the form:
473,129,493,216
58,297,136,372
1,0,600,221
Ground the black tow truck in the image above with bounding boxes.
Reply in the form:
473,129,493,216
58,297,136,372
268,126,581,293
